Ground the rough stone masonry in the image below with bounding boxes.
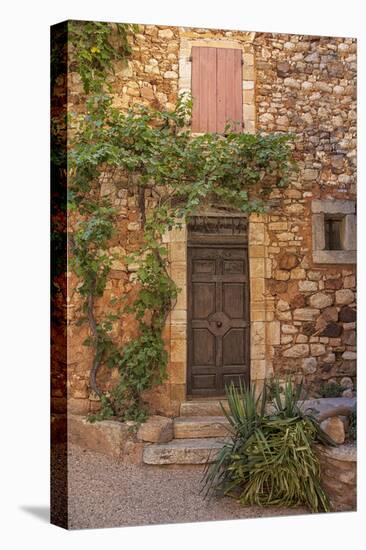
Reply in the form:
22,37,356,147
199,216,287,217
54,24,356,418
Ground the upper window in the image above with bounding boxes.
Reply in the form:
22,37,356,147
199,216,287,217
191,46,243,133
312,200,356,264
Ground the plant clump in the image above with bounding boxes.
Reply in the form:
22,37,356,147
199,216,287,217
202,378,335,513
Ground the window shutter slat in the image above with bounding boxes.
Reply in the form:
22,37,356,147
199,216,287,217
216,48,227,133
232,49,243,132
191,46,201,132
207,48,217,132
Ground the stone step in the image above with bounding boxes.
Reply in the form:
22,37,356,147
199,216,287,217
143,437,228,465
174,416,231,439
180,400,229,417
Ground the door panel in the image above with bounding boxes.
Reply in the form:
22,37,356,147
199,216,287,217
188,244,250,396
223,283,244,318
192,283,215,318
192,329,216,365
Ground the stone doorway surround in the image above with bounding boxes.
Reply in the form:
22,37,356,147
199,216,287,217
163,212,279,406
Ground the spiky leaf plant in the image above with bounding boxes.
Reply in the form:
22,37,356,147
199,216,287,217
202,378,335,513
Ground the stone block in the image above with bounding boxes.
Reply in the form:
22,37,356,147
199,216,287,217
170,262,187,286
122,440,144,465
244,104,255,120
137,415,174,443
312,213,325,251
170,241,187,262
279,253,299,270
313,250,356,265
170,339,187,362
290,268,306,280
283,344,309,358
170,309,187,324
339,306,356,322
342,330,356,346
250,258,265,278
68,398,90,415
276,310,292,321
174,416,230,439
322,307,339,322
322,352,336,364
344,275,356,289
277,299,290,311
343,214,357,251
249,245,265,258
143,437,226,465
311,199,355,215
325,278,342,290
168,361,186,384
251,359,266,379
310,343,326,356
309,292,334,309
269,222,288,231
268,321,281,345
299,281,318,292
170,324,186,340
302,357,317,374
320,322,342,338
274,270,290,281
68,415,132,459
336,289,355,306
282,324,298,334
251,278,265,300
293,308,320,321
158,29,174,40
175,286,187,309
249,223,265,244
342,351,356,360
320,416,345,444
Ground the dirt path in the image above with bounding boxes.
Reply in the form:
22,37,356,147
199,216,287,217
62,444,310,529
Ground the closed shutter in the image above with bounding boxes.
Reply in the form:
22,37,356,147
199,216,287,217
191,46,243,133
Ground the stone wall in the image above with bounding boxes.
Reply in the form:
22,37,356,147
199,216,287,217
254,32,356,393
60,24,357,417
317,443,357,511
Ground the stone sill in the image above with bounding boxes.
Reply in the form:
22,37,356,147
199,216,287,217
313,250,356,264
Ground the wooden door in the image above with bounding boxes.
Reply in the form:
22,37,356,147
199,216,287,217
187,239,250,396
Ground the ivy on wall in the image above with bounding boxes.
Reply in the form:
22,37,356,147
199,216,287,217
63,22,297,422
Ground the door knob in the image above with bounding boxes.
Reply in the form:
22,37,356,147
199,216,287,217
216,321,222,327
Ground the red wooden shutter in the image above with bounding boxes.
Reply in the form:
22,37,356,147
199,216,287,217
191,46,242,133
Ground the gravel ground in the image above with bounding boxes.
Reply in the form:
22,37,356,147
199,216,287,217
63,444,309,530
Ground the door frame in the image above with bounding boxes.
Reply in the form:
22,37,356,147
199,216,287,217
165,211,278,407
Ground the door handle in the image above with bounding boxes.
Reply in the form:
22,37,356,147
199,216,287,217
216,321,222,327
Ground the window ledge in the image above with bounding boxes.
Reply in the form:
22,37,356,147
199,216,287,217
313,250,356,265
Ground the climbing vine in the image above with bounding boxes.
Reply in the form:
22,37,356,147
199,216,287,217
64,22,298,422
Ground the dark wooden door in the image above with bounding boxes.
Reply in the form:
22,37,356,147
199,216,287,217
187,244,250,396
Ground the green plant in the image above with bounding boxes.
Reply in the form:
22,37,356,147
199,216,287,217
318,381,343,398
202,378,334,513
68,21,138,93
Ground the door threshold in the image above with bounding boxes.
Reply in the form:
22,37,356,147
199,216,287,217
186,395,227,401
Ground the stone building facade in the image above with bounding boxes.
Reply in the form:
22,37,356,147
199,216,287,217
57,24,356,418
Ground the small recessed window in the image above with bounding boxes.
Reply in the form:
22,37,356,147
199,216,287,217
324,216,343,250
